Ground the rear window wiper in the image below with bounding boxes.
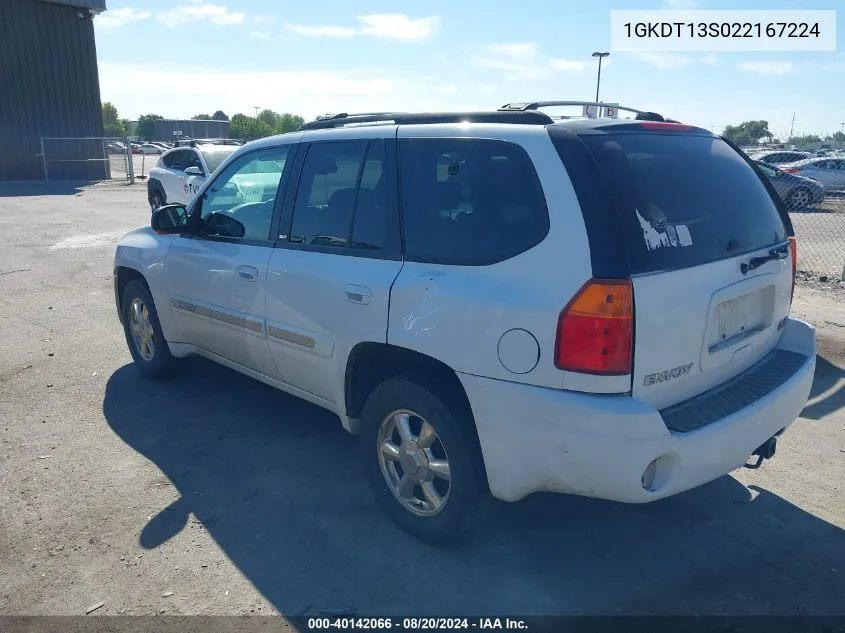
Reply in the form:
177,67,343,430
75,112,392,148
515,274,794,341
741,244,788,274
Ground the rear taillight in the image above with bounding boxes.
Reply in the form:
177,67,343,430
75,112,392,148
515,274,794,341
555,279,634,375
788,236,797,304
782,167,800,173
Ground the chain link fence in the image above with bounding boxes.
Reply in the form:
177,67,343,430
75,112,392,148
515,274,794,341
741,132,845,280
40,137,134,183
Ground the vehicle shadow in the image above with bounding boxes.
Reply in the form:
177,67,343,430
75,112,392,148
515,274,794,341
801,355,845,420
0,181,90,197
103,358,845,616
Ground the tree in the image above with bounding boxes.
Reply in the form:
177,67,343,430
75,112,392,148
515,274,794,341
102,101,127,138
212,110,229,121
825,131,845,142
191,113,212,120
257,108,279,129
790,134,821,147
255,109,305,134
137,114,164,141
229,113,273,141
721,120,773,146
277,113,305,134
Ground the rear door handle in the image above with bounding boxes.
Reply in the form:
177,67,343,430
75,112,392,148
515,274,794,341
237,265,258,282
344,284,372,305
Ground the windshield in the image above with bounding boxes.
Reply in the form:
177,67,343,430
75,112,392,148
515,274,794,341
201,149,236,173
577,132,787,274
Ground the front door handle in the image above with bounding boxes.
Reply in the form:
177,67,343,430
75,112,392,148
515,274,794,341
344,284,372,305
237,265,258,282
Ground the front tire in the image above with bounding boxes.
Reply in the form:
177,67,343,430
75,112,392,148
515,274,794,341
149,188,166,212
359,375,490,544
121,279,176,379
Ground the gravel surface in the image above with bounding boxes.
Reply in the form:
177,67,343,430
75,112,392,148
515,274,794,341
0,181,843,618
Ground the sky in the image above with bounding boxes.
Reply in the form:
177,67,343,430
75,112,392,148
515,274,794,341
93,0,844,137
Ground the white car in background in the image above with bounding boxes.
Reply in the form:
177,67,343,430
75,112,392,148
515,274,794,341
137,143,165,155
147,144,239,210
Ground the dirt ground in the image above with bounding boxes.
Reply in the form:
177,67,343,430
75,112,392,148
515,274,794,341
0,181,843,620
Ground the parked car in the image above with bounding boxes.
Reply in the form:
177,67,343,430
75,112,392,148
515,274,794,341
114,105,815,543
752,150,817,165
136,143,164,155
755,161,825,210
146,144,241,210
779,157,845,191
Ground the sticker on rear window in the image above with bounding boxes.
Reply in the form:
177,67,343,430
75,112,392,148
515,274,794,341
636,209,693,251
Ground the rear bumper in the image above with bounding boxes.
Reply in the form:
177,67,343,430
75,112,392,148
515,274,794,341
460,317,816,503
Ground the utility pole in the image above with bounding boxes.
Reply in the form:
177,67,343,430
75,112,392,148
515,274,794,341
591,52,610,103
840,121,844,134
254,106,260,117
788,113,795,141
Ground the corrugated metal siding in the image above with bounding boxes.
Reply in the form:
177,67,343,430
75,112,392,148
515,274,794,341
37,0,107,12
0,0,106,180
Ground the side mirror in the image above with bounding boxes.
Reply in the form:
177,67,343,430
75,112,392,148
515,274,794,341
184,166,203,176
204,212,245,238
151,204,189,234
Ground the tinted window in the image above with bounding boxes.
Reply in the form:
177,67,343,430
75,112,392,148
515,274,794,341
185,150,203,172
756,162,778,178
199,147,289,241
398,139,549,265
350,141,390,250
577,132,787,274
290,140,387,249
163,150,189,170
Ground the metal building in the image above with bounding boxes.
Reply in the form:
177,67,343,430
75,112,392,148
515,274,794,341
0,0,108,181
149,119,231,143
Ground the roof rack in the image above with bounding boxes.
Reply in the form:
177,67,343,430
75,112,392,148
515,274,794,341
299,110,555,131
498,101,666,122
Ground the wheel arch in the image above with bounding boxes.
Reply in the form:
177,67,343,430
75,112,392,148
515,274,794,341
114,266,149,325
345,342,474,425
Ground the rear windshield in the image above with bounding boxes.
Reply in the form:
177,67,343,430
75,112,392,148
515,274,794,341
578,132,787,274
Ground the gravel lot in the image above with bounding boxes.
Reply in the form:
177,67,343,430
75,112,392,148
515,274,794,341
0,181,843,619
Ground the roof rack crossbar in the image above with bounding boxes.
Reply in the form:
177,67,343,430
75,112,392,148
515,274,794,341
498,101,665,122
299,110,555,131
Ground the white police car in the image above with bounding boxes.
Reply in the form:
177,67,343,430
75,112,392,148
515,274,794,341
147,142,241,211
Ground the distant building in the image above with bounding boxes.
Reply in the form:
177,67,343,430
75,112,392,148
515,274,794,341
0,0,108,180
146,119,231,142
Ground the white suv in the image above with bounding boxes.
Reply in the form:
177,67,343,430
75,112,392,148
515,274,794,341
114,103,816,543
147,143,240,210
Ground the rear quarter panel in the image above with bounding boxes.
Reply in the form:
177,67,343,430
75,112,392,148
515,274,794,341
388,124,602,391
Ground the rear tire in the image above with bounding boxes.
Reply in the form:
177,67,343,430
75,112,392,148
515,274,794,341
785,187,812,211
359,375,490,544
121,279,176,380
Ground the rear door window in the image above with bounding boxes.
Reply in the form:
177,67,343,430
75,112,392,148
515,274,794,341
575,132,787,275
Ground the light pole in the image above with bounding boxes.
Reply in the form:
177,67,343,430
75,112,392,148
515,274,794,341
591,52,609,103
254,106,260,117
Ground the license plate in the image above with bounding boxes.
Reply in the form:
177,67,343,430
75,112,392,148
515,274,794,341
711,287,772,351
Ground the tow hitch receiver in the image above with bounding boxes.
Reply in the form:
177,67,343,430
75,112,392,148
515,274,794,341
744,436,777,469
